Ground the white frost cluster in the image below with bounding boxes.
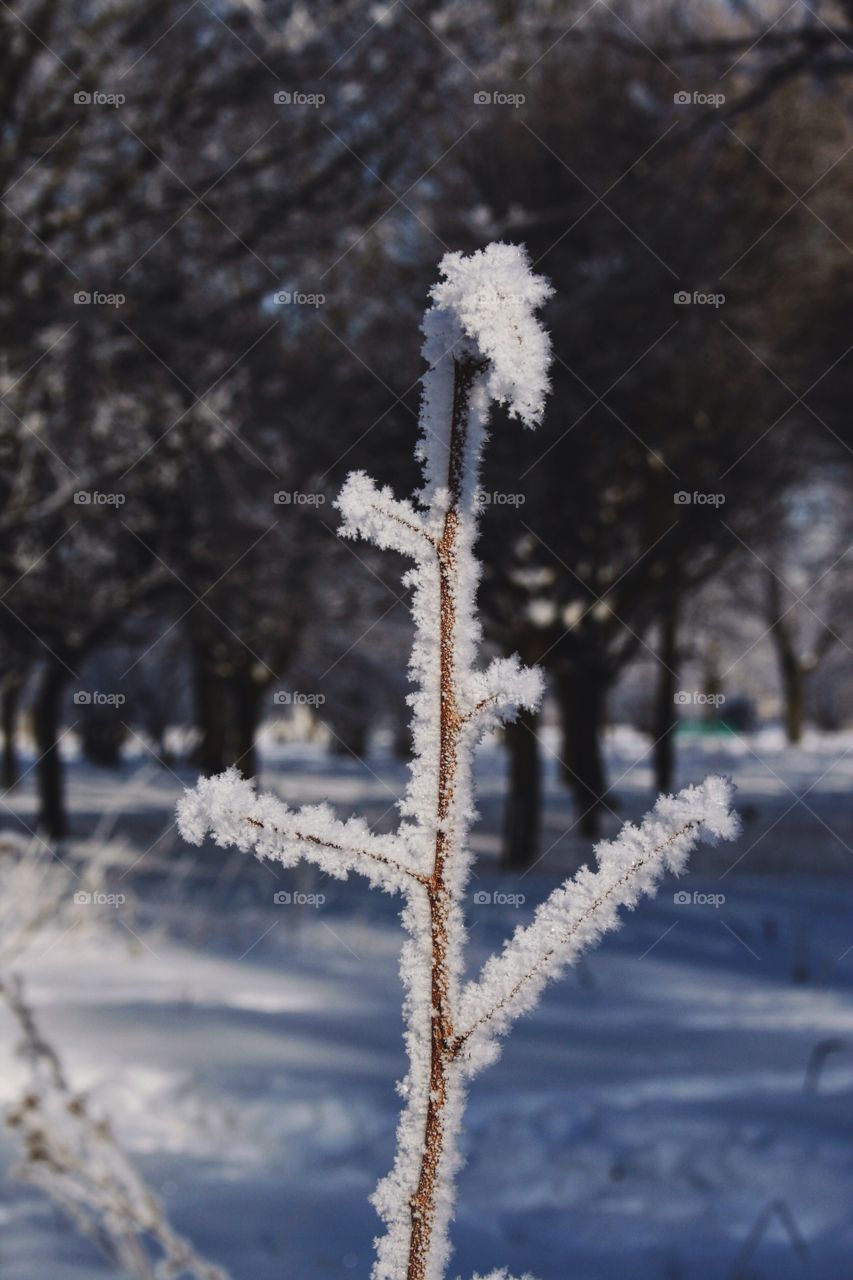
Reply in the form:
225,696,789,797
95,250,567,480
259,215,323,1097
175,244,739,1280
424,242,553,425
461,655,545,730
337,471,433,562
418,243,552,507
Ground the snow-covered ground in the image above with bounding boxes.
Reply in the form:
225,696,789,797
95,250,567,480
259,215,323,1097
1,726,852,1279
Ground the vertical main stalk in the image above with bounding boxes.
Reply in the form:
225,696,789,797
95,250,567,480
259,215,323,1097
405,359,479,1280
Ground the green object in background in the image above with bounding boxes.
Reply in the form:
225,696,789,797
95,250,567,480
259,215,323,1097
675,719,737,738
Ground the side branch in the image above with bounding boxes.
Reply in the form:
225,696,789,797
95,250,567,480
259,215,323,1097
244,816,430,886
336,471,435,559
458,695,498,726
452,823,696,1056
461,655,543,729
455,777,739,1068
177,767,421,894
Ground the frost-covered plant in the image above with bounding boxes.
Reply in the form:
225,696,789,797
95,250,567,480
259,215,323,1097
177,242,740,1280
3,976,228,1280
0,836,228,1280
0,832,105,970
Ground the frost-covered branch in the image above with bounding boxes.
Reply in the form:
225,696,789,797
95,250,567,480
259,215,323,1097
454,777,739,1069
0,835,227,1279
338,471,437,559
176,243,740,1280
0,833,113,970
459,655,544,730
177,765,425,891
2,976,228,1280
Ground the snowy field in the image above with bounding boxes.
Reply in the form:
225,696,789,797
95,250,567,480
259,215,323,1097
1,726,852,1279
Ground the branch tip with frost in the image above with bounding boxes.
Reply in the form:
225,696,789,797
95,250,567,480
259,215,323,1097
423,242,554,427
336,471,436,559
461,655,544,731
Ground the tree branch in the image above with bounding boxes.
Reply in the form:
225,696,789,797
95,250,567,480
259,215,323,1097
452,821,698,1057
243,815,429,885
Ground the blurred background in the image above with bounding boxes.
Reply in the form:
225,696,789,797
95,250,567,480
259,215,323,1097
1,2,853,1278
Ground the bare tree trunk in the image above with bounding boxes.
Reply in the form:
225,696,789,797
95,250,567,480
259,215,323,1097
556,662,608,838
329,722,369,759
227,666,264,777
2,681,20,791
779,654,805,744
191,637,228,775
702,663,724,717
34,658,69,838
766,571,806,744
502,705,541,868
653,601,680,793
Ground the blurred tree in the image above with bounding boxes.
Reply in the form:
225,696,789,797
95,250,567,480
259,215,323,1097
760,479,851,743
3,0,853,851
0,0,454,829
420,15,851,852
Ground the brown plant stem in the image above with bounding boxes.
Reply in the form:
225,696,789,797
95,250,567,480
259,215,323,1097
405,358,479,1280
